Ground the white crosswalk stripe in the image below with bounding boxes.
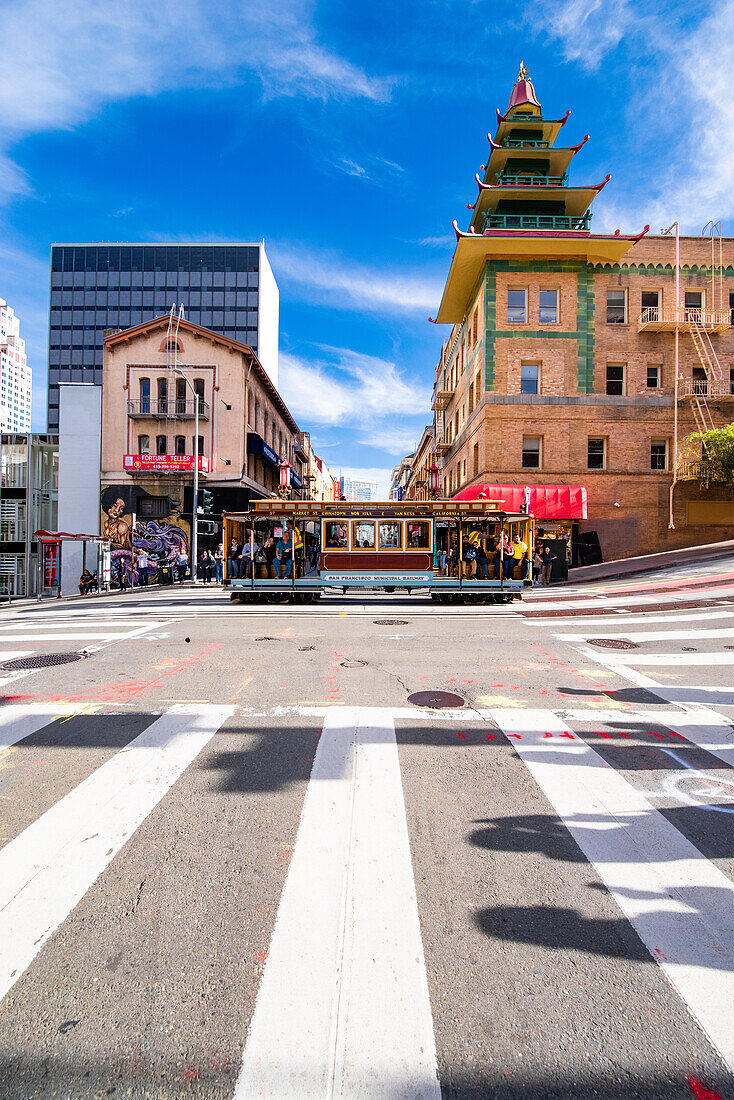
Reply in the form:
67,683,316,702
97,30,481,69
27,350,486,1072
0,703,234,1003
490,708,734,1075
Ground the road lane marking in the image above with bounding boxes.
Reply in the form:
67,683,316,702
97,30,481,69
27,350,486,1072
545,611,734,629
490,708,734,1074
0,703,234,1003
555,627,734,643
234,707,440,1099
0,704,69,754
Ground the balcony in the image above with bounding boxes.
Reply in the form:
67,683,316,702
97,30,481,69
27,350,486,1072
638,308,731,333
503,139,550,149
495,174,567,187
679,381,734,399
431,387,453,411
434,440,451,457
483,212,592,232
127,399,210,421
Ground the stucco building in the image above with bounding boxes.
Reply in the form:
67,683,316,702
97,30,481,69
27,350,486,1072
430,64,734,562
100,316,301,578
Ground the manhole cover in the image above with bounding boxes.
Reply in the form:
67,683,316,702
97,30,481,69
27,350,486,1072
340,659,368,668
1,652,87,671
373,619,409,626
407,690,465,709
587,638,640,650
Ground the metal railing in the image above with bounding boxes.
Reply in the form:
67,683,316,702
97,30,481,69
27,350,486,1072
483,212,592,231
503,139,550,149
495,174,567,187
639,307,731,330
127,398,210,420
679,380,734,399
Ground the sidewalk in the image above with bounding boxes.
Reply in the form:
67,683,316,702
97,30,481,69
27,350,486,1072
0,580,206,611
567,538,734,584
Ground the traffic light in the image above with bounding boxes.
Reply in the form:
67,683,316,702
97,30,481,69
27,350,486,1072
200,489,214,514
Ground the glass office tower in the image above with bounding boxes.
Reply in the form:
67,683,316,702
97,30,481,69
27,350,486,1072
47,242,279,430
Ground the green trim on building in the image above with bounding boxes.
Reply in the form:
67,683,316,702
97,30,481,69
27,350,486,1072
590,262,734,276
480,258,595,397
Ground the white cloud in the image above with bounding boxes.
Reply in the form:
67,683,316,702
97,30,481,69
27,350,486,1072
415,234,455,248
338,157,370,179
357,426,425,455
279,345,431,427
533,0,633,68
271,244,444,315
0,0,390,201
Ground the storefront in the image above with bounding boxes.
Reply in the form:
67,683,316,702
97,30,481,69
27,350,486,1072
452,483,589,579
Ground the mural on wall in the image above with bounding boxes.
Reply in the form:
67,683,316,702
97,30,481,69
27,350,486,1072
101,484,189,584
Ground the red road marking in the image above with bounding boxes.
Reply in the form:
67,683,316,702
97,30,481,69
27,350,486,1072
688,1076,723,1100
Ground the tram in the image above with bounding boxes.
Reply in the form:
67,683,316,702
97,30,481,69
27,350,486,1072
222,499,534,603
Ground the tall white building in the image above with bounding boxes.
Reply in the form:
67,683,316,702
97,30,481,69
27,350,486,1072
0,298,32,432
340,476,378,502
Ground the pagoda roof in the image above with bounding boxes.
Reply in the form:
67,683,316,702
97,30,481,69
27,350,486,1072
492,109,571,147
431,224,650,324
481,136,589,185
507,63,541,112
468,175,610,225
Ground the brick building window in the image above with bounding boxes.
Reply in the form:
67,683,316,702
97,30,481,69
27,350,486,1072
471,306,479,344
730,291,734,326
606,364,625,396
520,362,540,395
473,442,479,476
685,290,703,321
641,289,660,322
139,496,169,518
730,367,734,396
606,289,627,324
507,289,527,323
587,437,606,470
647,365,661,388
156,434,167,455
651,439,668,471
539,290,558,324
693,367,708,395
522,436,542,469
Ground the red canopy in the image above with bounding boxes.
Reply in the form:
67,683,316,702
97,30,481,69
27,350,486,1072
452,483,587,520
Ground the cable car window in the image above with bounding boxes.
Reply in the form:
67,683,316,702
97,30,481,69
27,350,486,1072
352,521,375,549
324,522,348,549
378,521,402,550
406,521,430,549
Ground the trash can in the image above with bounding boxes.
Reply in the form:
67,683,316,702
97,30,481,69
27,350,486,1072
158,563,173,586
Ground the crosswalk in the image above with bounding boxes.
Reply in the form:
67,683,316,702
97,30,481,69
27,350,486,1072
0,699,732,1095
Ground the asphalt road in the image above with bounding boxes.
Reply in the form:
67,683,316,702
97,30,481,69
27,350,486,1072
0,560,733,1100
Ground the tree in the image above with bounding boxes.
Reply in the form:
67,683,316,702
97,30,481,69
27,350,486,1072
685,423,734,488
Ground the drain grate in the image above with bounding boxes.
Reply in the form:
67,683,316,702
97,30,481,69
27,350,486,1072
373,619,409,626
255,636,277,642
1,652,87,671
340,659,368,668
407,690,465,709
587,638,639,650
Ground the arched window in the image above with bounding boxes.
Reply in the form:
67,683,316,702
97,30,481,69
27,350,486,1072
176,378,186,413
139,378,150,414
156,435,167,455
138,434,150,455
157,378,167,415
194,378,205,413
174,435,186,455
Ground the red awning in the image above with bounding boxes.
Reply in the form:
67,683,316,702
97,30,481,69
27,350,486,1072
452,484,587,520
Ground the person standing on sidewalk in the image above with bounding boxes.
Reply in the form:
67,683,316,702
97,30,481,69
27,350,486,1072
176,549,188,584
214,543,224,584
137,550,149,587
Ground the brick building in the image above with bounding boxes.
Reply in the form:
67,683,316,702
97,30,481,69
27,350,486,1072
430,63,734,562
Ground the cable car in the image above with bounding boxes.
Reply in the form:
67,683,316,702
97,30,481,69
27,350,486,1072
222,499,533,603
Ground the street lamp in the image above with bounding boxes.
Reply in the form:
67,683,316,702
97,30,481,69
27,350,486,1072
278,458,292,498
172,366,200,582
427,462,441,498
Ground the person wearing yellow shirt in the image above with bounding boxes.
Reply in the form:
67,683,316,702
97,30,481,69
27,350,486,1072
512,533,528,580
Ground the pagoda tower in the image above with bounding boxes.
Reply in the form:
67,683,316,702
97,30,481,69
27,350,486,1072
433,62,649,326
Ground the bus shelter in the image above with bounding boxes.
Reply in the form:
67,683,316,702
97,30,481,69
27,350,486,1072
34,531,111,599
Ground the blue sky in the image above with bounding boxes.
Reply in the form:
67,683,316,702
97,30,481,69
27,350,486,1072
1,0,732,495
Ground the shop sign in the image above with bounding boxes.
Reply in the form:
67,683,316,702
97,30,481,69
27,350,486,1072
123,454,210,473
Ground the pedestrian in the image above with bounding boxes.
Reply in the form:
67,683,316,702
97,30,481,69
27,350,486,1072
239,534,256,580
214,542,224,584
532,542,543,585
176,549,188,584
137,549,149,587
227,537,241,579
78,568,93,595
540,543,557,586
199,550,212,584
278,526,293,580
475,536,489,581
511,533,528,580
